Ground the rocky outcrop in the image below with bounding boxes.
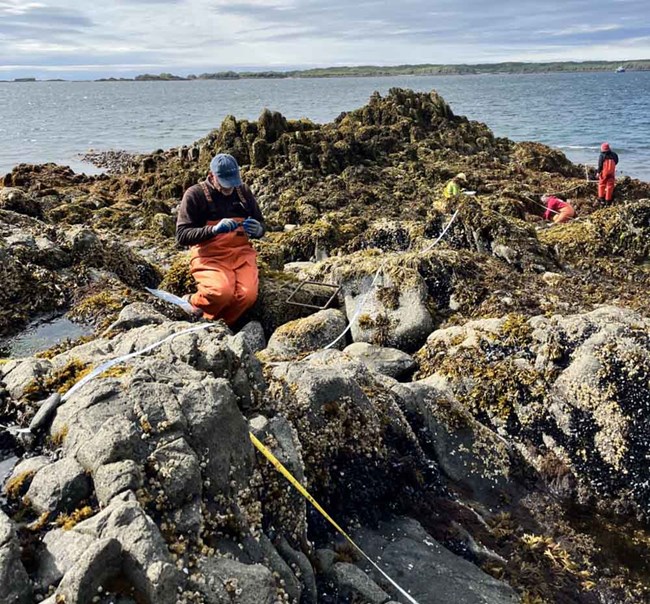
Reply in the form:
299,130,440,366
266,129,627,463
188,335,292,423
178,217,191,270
3,89,650,604
416,306,650,520
0,208,160,336
0,308,529,603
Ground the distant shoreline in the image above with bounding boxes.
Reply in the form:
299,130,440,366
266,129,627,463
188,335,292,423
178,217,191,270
2,59,650,82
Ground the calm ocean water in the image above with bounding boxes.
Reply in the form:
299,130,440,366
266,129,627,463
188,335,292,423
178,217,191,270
0,72,649,180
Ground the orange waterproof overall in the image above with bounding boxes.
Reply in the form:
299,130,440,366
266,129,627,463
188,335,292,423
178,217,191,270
553,205,575,223
598,157,616,202
188,183,258,325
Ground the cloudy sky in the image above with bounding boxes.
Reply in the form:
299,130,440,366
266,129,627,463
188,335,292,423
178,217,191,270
1,0,649,78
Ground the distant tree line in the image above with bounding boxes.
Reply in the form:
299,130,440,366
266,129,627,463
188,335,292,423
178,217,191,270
5,60,650,83
120,60,650,81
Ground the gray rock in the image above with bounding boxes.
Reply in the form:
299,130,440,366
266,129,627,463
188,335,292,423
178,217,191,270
250,415,307,546
276,536,317,604
227,331,267,410
314,548,337,573
265,308,347,358
238,320,267,353
50,380,135,460
65,226,103,258
0,510,33,604
177,376,254,499
0,359,18,378
199,557,278,604
76,415,142,472
270,349,429,517
391,378,516,506
26,457,91,515
73,499,179,604
228,533,302,604
342,272,434,352
3,455,50,498
129,375,188,437
170,497,202,538
54,538,122,604
34,235,70,269
0,187,40,217
29,392,62,433
151,213,175,236
354,517,520,604
491,242,519,264
3,358,52,398
35,527,96,592
419,306,650,518
94,460,143,507
344,342,416,379
6,232,36,248
271,350,375,422
105,302,167,333
150,437,202,507
328,562,390,604
283,261,316,280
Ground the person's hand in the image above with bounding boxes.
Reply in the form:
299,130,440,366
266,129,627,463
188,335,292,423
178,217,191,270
211,218,238,235
243,218,263,239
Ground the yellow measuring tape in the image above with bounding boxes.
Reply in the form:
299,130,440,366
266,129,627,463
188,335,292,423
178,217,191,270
249,432,421,604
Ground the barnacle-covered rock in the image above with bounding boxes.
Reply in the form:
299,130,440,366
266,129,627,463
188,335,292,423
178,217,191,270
2,87,650,604
416,306,650,520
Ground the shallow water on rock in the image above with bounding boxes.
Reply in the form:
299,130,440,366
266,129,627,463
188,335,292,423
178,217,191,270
1,315,93,358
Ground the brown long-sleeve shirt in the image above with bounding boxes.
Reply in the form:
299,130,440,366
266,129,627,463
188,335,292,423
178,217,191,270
175,178,265,247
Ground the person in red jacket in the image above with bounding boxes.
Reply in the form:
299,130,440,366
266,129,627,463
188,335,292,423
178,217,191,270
597,142,619,203
176,153,265,324
542,195,575,223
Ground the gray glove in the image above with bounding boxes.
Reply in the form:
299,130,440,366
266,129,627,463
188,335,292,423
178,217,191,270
243,218,264,239
212,218,238,235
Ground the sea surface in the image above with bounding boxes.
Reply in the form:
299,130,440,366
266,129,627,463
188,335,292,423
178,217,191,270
0,71,649,181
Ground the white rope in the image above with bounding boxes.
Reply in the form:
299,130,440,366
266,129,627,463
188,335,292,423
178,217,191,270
61,323,213,402
322,264,386,351
419,208,461,254
354,546,421,604
319,209,461,353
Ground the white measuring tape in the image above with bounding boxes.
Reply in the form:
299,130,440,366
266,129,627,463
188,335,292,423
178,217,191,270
61,323,213,402
53,318,421,602
319,208,461,352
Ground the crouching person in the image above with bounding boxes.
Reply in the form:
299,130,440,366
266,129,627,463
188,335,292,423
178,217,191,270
542,194,575,224
176,153,265,324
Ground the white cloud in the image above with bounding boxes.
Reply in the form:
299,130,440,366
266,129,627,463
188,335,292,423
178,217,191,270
542,23,623,36
0,2,47,16
0,0,649,78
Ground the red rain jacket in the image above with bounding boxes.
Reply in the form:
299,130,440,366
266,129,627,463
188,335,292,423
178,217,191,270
543,196,570,220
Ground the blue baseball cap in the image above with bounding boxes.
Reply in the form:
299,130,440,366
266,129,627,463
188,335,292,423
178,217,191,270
210,153,242,188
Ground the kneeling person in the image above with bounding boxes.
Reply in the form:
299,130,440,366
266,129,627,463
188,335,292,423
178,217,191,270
542,194,575,224
176,153,265,324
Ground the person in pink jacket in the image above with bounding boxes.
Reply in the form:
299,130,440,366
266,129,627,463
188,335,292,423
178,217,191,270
542,195,575,223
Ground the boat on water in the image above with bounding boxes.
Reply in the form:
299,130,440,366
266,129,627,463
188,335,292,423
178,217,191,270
615,66,626,73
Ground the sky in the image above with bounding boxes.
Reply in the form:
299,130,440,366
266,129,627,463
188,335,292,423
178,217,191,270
0,0,649,79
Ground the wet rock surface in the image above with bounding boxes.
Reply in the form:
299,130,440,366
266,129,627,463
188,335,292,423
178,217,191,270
354,517,520,604
2,88,650,603
0,510,33,603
